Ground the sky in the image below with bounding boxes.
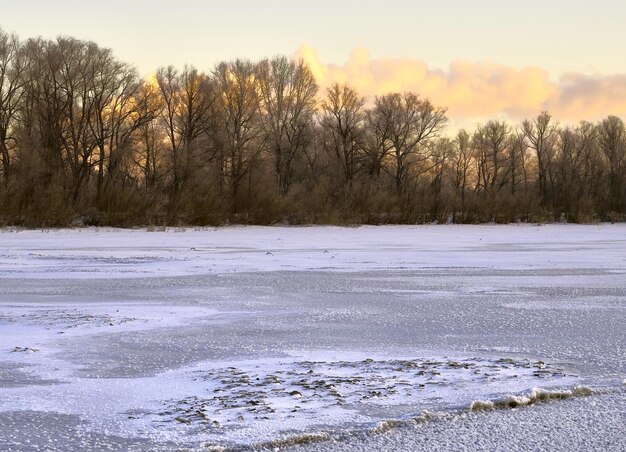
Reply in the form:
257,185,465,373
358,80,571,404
2,0,626,126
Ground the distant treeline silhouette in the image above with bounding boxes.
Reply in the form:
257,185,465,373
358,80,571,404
0,28,625,226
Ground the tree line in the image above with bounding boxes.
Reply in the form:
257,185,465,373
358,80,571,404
0,29,625,226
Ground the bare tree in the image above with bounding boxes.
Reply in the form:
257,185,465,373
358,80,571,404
212,59,263,198
0,29,26,182
429,137,453,219
18,38,64,175
320,83,366,184
256,56,318,195
370,92,447,193
523,111,558,206
52,38,103,202
448,129,473,215
133,80,165,188
364,103,394,180
554,122,596,214
473,120,510,194
78,46,152,200
156,65,215,200
598,115,626,212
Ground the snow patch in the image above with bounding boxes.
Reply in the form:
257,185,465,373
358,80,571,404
127,355,578,445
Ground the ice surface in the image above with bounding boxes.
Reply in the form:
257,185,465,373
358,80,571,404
0,225,624,450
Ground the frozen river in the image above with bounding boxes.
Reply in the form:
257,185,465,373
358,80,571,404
0,225,624,450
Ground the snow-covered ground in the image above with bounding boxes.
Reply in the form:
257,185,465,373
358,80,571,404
2,224,626,278
0,225,624,451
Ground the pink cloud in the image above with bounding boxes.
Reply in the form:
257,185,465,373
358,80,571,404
295,44,626,124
